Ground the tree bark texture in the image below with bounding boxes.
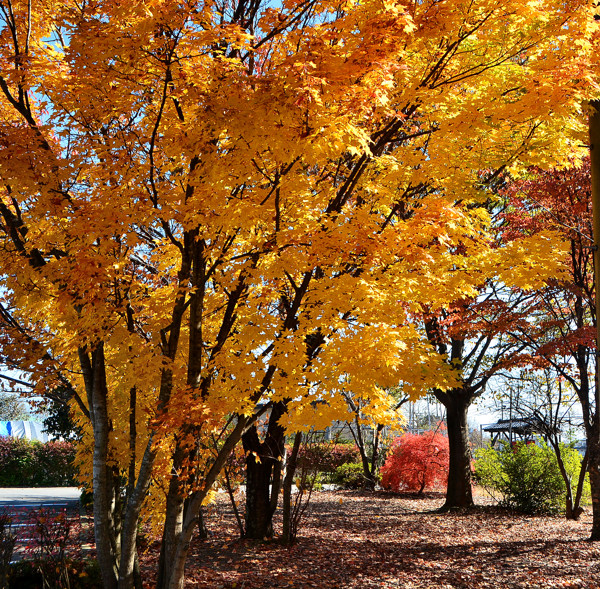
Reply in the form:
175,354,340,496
436,389,474,510
586,424,600,540
242,401,286,539
79,345,119,589
282,431,303,544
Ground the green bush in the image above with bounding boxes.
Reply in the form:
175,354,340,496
474,441,587,515
0,437,77,487
332,462,367,489
7,560,43,589
295,471,324,492
33,441,77,486
0,438,36,487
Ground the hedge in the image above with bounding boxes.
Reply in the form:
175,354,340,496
0,437,77,487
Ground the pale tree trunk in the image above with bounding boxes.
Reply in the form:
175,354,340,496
156,443,187,589
156,416,251,589
79,344,118,589
282,432,302,544
118,437,157,589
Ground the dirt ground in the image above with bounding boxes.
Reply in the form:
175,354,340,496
138,490,600,588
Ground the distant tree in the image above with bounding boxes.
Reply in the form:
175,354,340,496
424,283,541,510
343,389,407,489
0,392,28,421
495,370,588,520
380,431,449,495
35,385,81,442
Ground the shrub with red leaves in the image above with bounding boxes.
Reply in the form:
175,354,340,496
0,437,76,487
380,432,449,494
295,443,359,473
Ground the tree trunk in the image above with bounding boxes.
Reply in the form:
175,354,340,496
282,432,302,545
244,449,275,538
437,390,474,510
572,449,588,521
196,507,208,540
548,437,584,521
242,401,286,539
368,425,384,488
587,429,600,540
80,345,119,589
352,416,378,489
156,443,187,589
588,98,600,539
118,437,156,589
159,414,250,589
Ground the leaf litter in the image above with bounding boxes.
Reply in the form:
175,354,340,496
139,490,600,588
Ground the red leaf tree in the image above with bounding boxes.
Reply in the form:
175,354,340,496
501,159,600,533
380,431,449,495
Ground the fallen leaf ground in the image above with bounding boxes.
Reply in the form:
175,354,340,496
138,490,600,588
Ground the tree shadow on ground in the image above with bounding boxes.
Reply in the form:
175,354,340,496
140,490,600,588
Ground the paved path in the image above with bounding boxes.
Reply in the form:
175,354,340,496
0,486,81,506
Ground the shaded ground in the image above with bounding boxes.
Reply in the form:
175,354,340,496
138,491,600,588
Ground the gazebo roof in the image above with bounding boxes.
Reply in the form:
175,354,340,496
482,417,559,436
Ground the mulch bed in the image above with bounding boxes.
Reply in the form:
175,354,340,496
137,490,600,588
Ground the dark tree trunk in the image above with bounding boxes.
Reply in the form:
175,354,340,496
572,449,589,521
436,389,474,510
244,449,276,538
352,415,382,489
587,425,600,540
242,401,286,539
196,507,208,540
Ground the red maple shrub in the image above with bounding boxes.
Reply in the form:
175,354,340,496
380,432,449,494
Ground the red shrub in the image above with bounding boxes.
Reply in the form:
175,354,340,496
295,443,359,473
0,438,76,487
380,432,449,494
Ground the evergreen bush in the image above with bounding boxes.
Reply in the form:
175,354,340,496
332,462,367,489
474,441,586,514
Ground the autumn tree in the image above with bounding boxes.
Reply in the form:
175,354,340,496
423,281,547,510
503,370,587,520
0,1,597,588
501,159,600,536
343,388,407,489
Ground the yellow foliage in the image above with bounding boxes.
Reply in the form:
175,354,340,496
0,0,595,576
